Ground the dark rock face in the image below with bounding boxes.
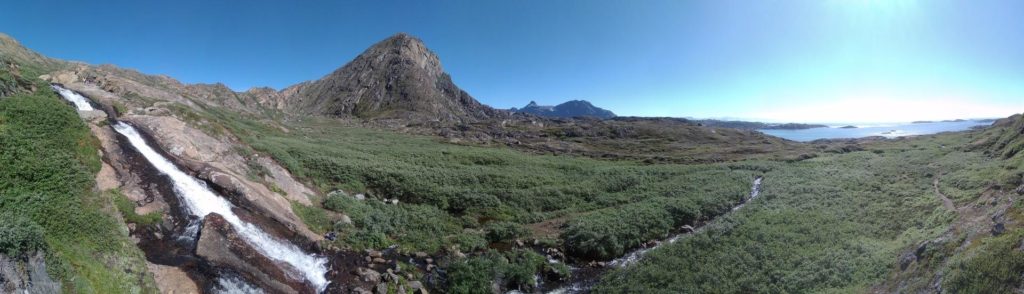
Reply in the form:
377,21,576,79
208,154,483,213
0,251,60,293
514,100,616,119
195,213,314,294
284,33,501,122
992,222,1006,236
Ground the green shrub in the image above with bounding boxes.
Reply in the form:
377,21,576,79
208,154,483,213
446,252,504,294
0,212,47,256
562,197,706,259
449,231,488,252
943,229,1024,293
0,89,156,292
111,190,162,226
291,201,332,234
485,221,529,243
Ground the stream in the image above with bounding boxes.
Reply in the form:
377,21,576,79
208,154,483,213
53,85,330,293
54,83,765,293
545,176,764,293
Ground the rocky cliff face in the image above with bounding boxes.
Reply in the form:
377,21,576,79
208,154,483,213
514,100,616,119
284,33,500,122
0,252,60,293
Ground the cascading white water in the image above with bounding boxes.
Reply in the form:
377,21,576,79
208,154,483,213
112,122,329,292
50,85,95,111
217,275,265,294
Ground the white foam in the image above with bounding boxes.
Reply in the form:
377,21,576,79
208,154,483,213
50,85,95,111
216,275,265,294
113,122,329,292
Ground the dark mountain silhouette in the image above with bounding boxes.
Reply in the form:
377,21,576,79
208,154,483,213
513,100,616,119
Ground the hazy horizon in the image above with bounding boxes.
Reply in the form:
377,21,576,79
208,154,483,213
3,0,1022,122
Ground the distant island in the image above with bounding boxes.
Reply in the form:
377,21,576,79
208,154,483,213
512,100,616,119
839,125,858,129
696,120,828,130
911,119,967,124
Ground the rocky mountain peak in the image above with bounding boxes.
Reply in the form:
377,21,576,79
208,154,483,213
514,99,616,119
284,33,497,122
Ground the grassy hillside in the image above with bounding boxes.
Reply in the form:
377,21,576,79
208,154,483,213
197,107,757,256
0,86,156,292
595,130,1022,293
177,97,1023,292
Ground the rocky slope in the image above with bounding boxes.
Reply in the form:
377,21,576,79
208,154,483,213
513,100,616,119
284,33,501,122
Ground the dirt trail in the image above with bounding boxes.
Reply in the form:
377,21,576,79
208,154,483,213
933,177,956,211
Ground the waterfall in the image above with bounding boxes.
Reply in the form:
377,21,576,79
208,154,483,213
112,122,329,292
50,85,94,111
216,275,265,294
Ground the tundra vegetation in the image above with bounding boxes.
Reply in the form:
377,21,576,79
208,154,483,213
2,76,1021,293
2,32,1022,293
0,84,156,292
184,101,1024,292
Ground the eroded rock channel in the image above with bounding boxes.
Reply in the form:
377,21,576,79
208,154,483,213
53,84,331,293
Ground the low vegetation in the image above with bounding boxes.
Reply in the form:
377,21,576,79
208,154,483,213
110,189,163,226
186,107,756,257
595,132,1015,292
0,87,156,293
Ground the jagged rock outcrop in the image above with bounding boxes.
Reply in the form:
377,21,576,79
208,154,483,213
0,252,60,293
284,33,501,122
513,100,616,119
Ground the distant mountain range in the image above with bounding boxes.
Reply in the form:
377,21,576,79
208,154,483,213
692,120,828,130
511,100,616,119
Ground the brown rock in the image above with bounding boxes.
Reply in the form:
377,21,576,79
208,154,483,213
356,267,381,284
195,213,311,294
146,263,199,294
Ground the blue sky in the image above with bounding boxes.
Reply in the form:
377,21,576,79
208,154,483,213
3,0,1022,122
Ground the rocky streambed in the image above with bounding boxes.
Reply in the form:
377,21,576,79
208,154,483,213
51,84,350,293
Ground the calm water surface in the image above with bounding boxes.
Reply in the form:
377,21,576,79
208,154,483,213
759,120,992,142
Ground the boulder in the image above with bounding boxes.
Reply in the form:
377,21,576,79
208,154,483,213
680,225,695,233
146,263,199,294
899,251,915,271
196,213,311,293
408,281,425,291
356,267,381,284
992,222,1006,236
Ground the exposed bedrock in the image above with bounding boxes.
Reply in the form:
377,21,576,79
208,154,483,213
0,252,60,293
196,213,315,294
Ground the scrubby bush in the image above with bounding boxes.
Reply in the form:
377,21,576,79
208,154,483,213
0,89,156,292
0,212,46,256
445,249,550,293
562,197,707,259
485,221,529,243
108,189,162,226
943,229,1024,293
